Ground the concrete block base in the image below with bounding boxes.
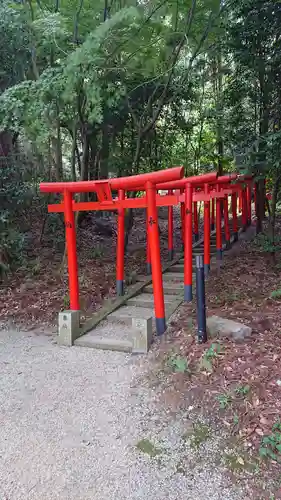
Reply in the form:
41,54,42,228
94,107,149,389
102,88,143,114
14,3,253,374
132,316,153,353
58,310,80,346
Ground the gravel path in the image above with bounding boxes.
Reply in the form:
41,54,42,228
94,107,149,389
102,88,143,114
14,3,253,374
0,330,246,500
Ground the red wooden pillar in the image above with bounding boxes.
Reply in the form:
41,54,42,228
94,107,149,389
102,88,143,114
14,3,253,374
231,191,238,242
203,184,210,276
63,190,80,310
184,182,193,301
254,183,257,218
116,189,125,295
146,210,151,274
168,189,174,260
246,182,252,225
193,201,199,241
239,190,243,213
211,197,215,231
242,187,247,231
223,195,231,249
216,187,223,261
146,181,166,335
180,188,185,248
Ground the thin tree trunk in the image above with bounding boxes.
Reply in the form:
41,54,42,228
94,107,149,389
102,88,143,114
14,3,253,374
100,125,110,179
70,126,77,182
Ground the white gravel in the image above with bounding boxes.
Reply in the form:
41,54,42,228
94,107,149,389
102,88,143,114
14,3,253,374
0,330,246,500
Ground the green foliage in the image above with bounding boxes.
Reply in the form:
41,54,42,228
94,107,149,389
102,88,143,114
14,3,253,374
0,228,25,278
199,343,224,372
255,233,281,254
259,421,281,463
235,385,250,397
188,423,212,449
270,289,281,300
63,294,70,309
0,160,34,276
92,246,103,259
205,343,223,359
168,355,190,373
217,392,232,410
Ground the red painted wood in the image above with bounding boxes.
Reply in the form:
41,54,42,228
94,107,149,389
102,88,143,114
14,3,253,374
63,190,80,310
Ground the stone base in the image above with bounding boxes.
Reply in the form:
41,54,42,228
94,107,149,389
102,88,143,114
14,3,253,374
132,316,153,353
58,310,80,346
207,315,252,342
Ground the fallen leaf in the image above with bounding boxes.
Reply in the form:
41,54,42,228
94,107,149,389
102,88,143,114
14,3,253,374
259,416,269,426
252,398,260,407
255,428,264,436
237,457,244,465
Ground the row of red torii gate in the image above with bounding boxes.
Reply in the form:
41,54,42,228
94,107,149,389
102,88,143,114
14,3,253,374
40,167,254,335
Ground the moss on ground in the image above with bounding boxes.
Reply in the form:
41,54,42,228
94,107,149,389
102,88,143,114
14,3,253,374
136,438,162,457
183,422,212,449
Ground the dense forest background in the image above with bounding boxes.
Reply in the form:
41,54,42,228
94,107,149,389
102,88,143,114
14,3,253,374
1,0,281,277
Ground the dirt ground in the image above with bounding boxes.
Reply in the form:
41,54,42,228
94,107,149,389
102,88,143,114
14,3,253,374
0,206,184,329
147,219,281,499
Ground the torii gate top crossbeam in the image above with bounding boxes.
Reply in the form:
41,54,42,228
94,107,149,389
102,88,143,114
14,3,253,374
40,166,184,194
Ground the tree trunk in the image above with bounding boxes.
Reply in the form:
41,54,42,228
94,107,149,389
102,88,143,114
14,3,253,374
70,126,77,182
268,174,281,246
79,134,89,203
216,50,224,176
99,125,110,179
52,120,63,181
0,131,12,159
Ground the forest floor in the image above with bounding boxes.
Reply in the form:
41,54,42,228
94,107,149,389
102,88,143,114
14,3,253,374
1,209,281,498
149,217,281,499
0,206,183,330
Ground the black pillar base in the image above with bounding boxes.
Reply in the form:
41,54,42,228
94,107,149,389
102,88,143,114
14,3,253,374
194,233,199,242
204,263,210,277
168,249,174,261
116,280,124,296
233,231,238,242
225,240,231,250
155,317,166,336
146,263,152,275
216,249,223,261
184,284,192,302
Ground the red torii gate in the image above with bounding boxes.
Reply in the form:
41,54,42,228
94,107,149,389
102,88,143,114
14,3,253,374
41,167,184,335
40,168,252,335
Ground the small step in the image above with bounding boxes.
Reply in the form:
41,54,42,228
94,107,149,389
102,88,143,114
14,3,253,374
162,272,184,282
75,335,132,352
144,282,183,295
74,322,134,352
108,305,153,326
127,293,175,308
167,264,184,273
108,301,181,324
